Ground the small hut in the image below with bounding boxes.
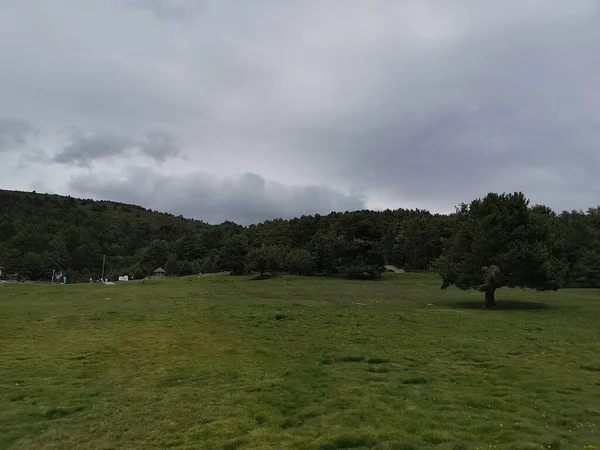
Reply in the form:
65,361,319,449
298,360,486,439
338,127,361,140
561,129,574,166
153,267,166,278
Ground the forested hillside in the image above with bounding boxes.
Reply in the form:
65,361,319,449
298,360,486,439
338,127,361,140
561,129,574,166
0,189,599,287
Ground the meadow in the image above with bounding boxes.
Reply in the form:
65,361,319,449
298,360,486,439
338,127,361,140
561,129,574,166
1,273,599,449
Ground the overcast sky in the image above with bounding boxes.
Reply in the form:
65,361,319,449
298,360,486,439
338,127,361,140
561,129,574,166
1,1,599,224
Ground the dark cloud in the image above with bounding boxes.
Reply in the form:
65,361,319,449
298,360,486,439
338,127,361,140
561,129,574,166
69,168,365,224
0,118,37,152
53,130,133,166
290,11,600,211
53,129,181,167
138,131,181,162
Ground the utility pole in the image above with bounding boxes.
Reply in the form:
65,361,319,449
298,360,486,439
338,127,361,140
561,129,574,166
101,254,106,281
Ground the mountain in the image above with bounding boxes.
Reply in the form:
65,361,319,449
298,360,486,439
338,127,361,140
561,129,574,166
0,189,450,282
0,189,237,281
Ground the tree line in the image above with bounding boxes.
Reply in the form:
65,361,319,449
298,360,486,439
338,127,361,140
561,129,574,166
0,190,599,293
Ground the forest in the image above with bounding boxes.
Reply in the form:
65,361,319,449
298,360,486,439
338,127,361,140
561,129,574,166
0,189,599,289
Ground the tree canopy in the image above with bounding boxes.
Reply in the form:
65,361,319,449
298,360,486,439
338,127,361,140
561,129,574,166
433,192,567,308
0,189,598,294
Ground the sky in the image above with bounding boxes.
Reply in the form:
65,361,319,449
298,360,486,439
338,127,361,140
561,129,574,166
1,0,599,224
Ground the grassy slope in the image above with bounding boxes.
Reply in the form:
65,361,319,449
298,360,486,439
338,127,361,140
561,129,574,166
1,274,599,450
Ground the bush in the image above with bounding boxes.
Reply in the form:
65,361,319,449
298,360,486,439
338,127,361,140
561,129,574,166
247,246,286,276
285,249,316,275
198,256,218,274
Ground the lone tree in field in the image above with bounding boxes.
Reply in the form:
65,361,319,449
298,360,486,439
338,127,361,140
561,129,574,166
433,192,567,308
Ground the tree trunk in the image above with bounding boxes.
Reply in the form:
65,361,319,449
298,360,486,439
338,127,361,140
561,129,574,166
484,287,496,309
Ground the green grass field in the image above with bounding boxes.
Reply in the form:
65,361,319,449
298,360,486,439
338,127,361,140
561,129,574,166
1,274,599,450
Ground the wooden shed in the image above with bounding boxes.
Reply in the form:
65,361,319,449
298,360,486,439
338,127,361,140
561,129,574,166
153,267,166,278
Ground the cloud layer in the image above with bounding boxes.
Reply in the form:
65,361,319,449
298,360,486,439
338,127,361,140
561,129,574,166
52,129,181,166
1,1,599,222
0,118,38,152
70,169,365,224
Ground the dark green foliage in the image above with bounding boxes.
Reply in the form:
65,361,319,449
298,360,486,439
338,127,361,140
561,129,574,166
133,267,145,280
309,229,338,275
285,248,316,275
570,248,600,288
218,234,249,275
1,189,599,289
143,240,172,274
198,251,219,274
164,255,181,276
434,192,568,307
20,251,44,280
392,211,449,271
558,207,600,287
246,245,286,276
179,260,194,276
0,190,210,281
332,214,386,279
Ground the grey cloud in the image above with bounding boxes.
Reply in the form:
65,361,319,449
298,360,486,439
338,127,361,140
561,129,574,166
138,131,181,162
53,129,181,166
53,130,133,166
69,168,365,224
289,11,600,212
0,118,38,152
1,1,599,219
